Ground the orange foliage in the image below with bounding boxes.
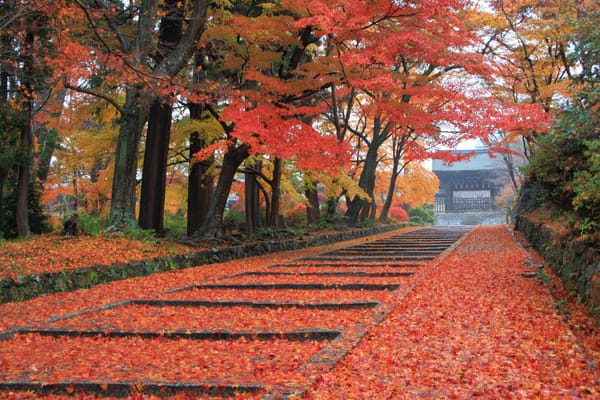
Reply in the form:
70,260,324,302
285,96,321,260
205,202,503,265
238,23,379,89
394,164,439,208
0,227,599,399
307,226,600,398
0,235,193,281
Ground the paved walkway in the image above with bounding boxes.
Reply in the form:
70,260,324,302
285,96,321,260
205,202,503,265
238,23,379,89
307,225,600,399
0,225,598,399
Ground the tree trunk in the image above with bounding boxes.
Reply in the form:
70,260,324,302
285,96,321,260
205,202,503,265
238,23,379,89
267,157,282,227
305,184,320,225
379,144,404,220
108,85,150,228
138,101,172,234
0,59,9,235
345,117,390,225
138,0,183,235
368,197,377,220
108,0,209,229
0,169,6,235
346,144,378,225
15,110,32,238
186,49,214,236
15,30,35,238
325,197,337,219
379,169,399,220
187,130,214,236
244,161,262,236
196,143,249,238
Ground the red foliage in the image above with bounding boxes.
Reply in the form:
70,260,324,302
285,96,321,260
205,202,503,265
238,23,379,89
305,226,600,399
388,204,409,222
1,227,599,399
0,235,194,281
41,304,374,332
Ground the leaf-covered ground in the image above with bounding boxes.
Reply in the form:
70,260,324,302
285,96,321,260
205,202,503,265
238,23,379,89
0,225,599,399
306,226,600,399
0,235,194,280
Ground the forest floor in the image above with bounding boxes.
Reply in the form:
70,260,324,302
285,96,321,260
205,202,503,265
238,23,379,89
1,225,599,399
0,226,363,281
0,234,195,281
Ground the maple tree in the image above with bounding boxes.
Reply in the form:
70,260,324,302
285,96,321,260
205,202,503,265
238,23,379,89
51,0,211,230
0,0,579,240
296,0,511,225
43,96,119,218
185,0,353,238
474,0,597,161
379,163,439,221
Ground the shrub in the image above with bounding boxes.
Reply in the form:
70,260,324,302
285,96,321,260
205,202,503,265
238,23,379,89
572,139,600,223
76,213,104,237
164,211,186,235
526,91,600,235
223,209,246,232
284,203,307,227
408,204,435,226
388,204,409,222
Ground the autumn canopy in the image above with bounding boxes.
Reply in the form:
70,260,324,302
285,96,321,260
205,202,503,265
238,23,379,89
1,0,591,239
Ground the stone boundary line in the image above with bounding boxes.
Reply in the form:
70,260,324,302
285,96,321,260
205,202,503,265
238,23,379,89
0,225,402,304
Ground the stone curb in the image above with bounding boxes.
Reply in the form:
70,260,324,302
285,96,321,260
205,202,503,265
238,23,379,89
0,225,401,304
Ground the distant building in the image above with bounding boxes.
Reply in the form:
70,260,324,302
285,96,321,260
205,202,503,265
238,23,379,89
432,149,513,225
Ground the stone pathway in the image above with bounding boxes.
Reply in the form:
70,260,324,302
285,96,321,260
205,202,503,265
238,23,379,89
0,226,466,398
1,225,599,399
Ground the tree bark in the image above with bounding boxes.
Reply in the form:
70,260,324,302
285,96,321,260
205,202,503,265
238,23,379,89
187,130,214,236
108,86,150,228
267,157,282,227
138,101,172,234
15,30,34,238
244,161,262,236
345,141,379,225
305,184,320,225
138,0,183,235
0,62,9,235
379,169,399,220
196,143,249,238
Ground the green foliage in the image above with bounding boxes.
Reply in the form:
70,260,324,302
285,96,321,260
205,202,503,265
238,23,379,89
124,226,157,245
0,103,25,171
164,211,187,235
356,218,378,228
408,204,435,226
251,226,298,240
572,139,600,221
526,93,599,234
524,9,600,238
314,213,347,230
223,209,246,232
1,179,51,240
76,213,104,237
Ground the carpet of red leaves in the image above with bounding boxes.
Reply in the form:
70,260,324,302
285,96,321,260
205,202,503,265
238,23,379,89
0,235,194,280
306,226,600,399
0,225,599,399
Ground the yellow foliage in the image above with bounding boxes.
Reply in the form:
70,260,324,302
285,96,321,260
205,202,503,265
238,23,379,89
305,168,370,202
394,164,439,208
